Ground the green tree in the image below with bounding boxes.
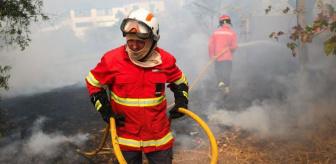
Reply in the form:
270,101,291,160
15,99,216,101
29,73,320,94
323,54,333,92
0,0,48,91
0,65,10,91
0,0,48,50
0,0,48,136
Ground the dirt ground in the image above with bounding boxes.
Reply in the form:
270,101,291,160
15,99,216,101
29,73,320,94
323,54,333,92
173,107,336,164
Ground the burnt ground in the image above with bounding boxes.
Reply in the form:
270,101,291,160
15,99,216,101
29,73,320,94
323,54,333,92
0,85,102,163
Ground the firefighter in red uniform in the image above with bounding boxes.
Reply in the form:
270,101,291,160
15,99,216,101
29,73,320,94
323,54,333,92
85,9,189,164
208,15,237,95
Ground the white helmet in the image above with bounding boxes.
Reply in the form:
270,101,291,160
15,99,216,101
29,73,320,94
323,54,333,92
120,8,160,41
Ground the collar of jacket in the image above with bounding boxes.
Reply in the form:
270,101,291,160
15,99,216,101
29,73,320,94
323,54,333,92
220,24,232,29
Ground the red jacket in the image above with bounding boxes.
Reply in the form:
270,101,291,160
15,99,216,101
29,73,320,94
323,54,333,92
208,25,237,61
85,45,187,153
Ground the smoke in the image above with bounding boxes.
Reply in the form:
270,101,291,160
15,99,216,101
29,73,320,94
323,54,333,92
206,93,336,138
208,103,272,136
166,0,336,150
203,37,336,139
0,117,89,163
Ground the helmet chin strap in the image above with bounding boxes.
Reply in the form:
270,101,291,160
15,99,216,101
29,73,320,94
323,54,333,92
139,40,157,62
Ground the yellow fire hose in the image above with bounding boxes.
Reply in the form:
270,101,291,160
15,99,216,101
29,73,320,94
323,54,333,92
107,108,218,164
177,108,218,164
78,125,110,156
110,117,127,164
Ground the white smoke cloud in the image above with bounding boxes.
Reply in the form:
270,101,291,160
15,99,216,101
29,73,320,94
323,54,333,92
0,117,89,163
208,104,271,135
24,131,88,156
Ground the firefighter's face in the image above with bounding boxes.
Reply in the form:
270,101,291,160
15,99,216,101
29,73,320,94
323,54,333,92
125,34,154,60
126,39,145,52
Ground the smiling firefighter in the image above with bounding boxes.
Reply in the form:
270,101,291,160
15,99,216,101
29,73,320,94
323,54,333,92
85,8,189,164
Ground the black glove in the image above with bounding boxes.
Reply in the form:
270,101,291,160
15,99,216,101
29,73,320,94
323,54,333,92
169,101,188,119
168,83,189,119
90,89,125,126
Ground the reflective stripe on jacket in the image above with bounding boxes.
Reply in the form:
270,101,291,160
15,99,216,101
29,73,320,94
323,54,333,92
85,45,187,153
208,25,237,61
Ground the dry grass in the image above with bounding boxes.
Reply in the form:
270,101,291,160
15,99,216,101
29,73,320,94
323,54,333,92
174,105,336,164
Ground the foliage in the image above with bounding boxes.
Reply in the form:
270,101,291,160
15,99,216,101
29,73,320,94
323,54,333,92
0,65,11,91
0,0,48,50
269,3,336,56
0,0,47,138
324,35,336,55
0,0,48,93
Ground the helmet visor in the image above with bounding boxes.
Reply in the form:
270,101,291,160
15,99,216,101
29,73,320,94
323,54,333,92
121,19,152,39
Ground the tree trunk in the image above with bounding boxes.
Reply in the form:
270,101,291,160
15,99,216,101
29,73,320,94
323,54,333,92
297,0,309,70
